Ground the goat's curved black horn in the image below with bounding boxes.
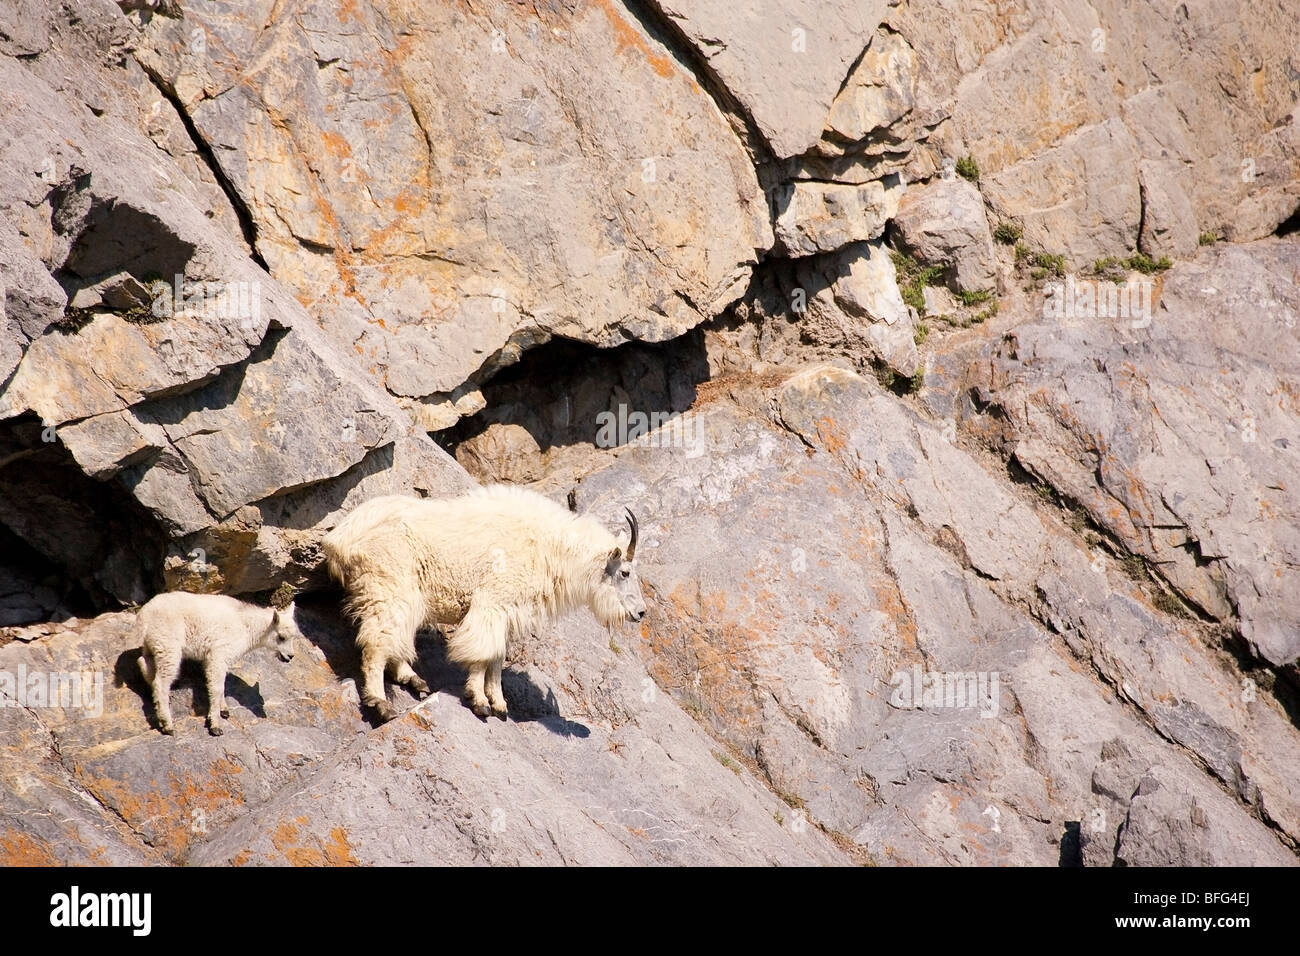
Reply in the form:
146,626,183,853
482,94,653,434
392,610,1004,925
624,508,639,560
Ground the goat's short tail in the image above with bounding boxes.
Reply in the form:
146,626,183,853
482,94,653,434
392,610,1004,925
321,511,378,586
321,527,352,586
138,650,155,683
322,496,422,588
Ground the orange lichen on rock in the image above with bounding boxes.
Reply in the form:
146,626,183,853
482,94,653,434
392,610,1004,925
76,756,245,859
0,829,59,866
814,417,848,454
594,0,674,79
270,817,360,866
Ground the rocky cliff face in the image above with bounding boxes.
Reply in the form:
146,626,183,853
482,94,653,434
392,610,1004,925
1,0,1296,866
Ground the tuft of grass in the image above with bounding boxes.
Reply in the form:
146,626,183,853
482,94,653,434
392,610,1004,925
1033,482,1056,503
270,582,297,610
956,288,993,307
907,368,925,394
121,304,154,324
608,637,621,654
900,285,925,313
1153,588,1192,619
955,155,980,182
780,791,806,810
993,221,1022,245
1014,241,1031,262
971,302,998,323
1124,252,1172,274
891,249,946,315
1091,256,1128,283
52,307,98,335
875,366,896,391
913,322,929,346
1069,509,1089,534
1121,553,1150,583
1198,232,1218,246
712,750,741,774
1030,252,1066,277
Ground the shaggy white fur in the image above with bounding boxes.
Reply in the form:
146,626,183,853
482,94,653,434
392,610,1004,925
136,592,299,735
323,485,646,721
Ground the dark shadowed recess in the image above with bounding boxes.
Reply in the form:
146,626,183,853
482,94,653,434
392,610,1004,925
1058,821,1083,867
433,330,711,456
0,414,166,614
0,329,296,620
61,199,196,282
53,196,197,308
0,523,95,627
1274,205,1300,238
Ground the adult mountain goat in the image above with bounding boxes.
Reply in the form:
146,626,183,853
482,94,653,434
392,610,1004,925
323,485,646,722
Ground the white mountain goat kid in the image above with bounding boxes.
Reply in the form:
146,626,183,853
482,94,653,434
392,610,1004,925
323,485,647,721
136,588,300,735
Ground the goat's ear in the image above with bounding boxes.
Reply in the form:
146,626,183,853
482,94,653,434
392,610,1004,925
606,547,623,568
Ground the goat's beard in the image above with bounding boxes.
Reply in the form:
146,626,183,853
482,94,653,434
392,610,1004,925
590,587,631,628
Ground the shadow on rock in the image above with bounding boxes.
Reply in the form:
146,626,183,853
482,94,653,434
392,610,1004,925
301,592,587,735
502,672,590,738
114,647,267,728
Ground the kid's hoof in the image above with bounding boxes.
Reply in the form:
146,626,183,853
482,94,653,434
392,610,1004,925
409,678,431,699
470,700,491,719
220,708,230,719
159,725,175,736
491,704,508,721
208,725,224,736
370,700,397,722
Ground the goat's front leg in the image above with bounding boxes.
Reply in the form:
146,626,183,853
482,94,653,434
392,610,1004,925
391,661,430,699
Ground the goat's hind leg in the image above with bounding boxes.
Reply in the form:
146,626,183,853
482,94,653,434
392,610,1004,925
461,662,488,719
147,651,177,735
485,657,508,720
447,605,507,720
359,640,396,722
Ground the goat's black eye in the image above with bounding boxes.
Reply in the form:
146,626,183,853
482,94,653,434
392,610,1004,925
620,569,630,579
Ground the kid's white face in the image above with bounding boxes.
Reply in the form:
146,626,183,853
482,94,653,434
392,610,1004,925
272,605,299,662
